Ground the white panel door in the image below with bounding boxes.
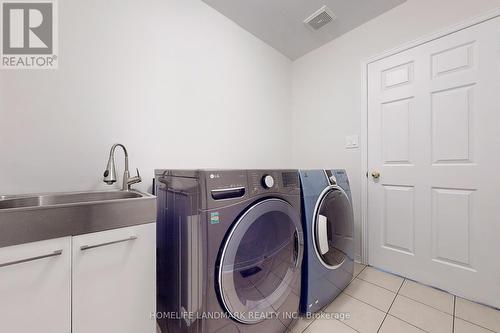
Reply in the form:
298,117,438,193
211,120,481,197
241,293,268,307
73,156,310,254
0,237,71,333
368,17,500,308
72,223,156,333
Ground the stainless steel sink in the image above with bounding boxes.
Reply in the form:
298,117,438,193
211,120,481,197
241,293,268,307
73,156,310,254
0,190,156,248
0,191,143,209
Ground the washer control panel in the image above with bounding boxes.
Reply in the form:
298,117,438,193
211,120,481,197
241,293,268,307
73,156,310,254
262,175,275,189
247,170,300,196
248,170,277,195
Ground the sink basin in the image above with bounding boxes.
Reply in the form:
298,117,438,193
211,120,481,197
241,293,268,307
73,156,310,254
0,191,142,209
0,190,156,248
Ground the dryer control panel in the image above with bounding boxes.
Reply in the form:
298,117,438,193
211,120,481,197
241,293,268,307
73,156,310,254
330,169,352,202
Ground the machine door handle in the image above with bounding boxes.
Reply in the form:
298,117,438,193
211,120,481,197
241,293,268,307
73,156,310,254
317,215,329,255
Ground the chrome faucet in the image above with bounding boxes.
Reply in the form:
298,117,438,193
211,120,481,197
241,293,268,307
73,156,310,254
103,144,142,191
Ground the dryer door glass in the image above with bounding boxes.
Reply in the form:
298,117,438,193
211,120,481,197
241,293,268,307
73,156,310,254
218,199,302,324
314,187,354,268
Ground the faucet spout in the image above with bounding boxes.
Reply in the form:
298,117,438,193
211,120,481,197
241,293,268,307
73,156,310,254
103,144,141,191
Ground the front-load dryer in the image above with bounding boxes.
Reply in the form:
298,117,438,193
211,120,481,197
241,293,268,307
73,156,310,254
155,169,304,333
299,169,354,314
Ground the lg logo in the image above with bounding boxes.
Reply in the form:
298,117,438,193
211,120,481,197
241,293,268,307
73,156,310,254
1,0,57,69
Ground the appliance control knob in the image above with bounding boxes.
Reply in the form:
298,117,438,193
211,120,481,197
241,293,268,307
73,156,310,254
262,175,275,189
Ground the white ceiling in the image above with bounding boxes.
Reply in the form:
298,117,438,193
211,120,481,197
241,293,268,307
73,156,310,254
202,0,407,60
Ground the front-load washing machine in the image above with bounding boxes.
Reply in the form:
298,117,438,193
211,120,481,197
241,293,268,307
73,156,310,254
299,169,354,314
155,169,304,333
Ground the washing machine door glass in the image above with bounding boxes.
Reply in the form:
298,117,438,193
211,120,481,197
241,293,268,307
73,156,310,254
218,198,302,324
313,186,353,268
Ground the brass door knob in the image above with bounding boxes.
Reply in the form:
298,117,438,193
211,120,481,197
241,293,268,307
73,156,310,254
371,171,381,179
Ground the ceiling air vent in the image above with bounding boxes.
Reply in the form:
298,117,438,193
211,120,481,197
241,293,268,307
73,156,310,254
304,5,336,31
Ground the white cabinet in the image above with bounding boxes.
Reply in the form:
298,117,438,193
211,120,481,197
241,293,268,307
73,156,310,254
0,223,156,333
72,223,156,333
0,237,72,333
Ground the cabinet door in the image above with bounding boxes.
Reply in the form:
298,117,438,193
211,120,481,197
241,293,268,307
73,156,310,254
72,223,156,333
0,237,71,333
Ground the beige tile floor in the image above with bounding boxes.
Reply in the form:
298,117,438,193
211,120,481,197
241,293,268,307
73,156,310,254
289,263,500,333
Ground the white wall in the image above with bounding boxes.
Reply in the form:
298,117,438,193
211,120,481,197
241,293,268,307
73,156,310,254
291,0,500,261
3,0,500,260
0,0,292,195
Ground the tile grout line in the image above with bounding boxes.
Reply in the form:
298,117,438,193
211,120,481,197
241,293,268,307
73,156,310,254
383,280,452,333
396,293,454,316
454,316,498,333
354,264,367,278
453,296,499,332
359,278,496,333
354,267,499,333
352,268,458,331
394,279,442,333
331,268,468,333
315,264,366,333
391,278,433,333
298,318,315,333
358,267,457,313
376,278,405,333
360,272,455,316
302,265,468,333
339,321,362,333
384,313,431,333
342,291,390,314
293,264,498,333
332,314,363,333
342,265,393,314
356,275,403,294
308,302,363,333
339,292,433,333
353,276,400,293
331,264,367,333
298,265,366,333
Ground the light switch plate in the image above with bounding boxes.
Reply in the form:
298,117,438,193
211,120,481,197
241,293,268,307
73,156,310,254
345,135,359,149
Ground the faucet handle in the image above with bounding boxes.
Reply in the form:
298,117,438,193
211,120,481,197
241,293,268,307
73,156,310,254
127,168,142,187
133,168,142,182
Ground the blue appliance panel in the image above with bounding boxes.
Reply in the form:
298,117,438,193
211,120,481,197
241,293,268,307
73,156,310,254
299,169,354,314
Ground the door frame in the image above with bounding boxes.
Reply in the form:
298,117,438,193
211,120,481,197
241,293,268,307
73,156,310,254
359,7,500,264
